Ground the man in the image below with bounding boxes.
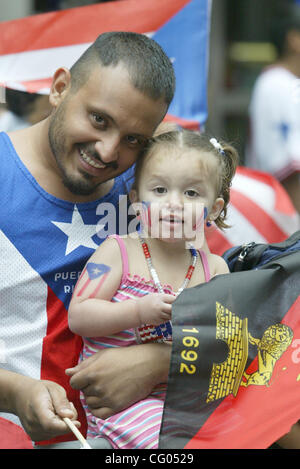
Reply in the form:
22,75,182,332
247,0,300,213
0,31,175,448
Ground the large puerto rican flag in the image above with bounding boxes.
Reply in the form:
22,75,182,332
0,0,210,130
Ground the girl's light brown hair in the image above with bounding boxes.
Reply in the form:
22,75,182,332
132,128,239,230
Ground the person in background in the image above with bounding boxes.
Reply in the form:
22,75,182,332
0,88,51,131
246,0,300,213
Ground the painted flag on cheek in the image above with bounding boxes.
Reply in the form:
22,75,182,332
159,250,300,449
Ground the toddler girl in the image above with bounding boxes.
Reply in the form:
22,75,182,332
68,128,238,449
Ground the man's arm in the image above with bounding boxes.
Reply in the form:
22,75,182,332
66,342,172,419
0,369,80,441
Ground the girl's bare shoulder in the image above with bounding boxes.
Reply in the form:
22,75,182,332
207,252,230,277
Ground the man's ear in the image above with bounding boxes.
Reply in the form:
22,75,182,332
49,67,71,108
209,197,224,222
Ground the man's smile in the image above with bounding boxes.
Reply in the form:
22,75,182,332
79,147,106,169
77,145,119,176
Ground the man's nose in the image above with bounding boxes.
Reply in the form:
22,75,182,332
94,137,120,164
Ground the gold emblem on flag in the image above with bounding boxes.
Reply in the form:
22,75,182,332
241,323,293,387
206,302,293,402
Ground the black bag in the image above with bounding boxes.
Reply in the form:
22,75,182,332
223,230,300,272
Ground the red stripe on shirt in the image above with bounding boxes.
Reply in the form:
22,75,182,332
38,286,87,445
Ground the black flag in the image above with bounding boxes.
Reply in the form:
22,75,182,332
159,251,300,449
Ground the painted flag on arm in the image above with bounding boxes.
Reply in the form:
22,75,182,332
0,0,211,130
75,262,111,297
159,249,300,449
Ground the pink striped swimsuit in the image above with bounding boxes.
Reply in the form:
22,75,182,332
80,234,211,449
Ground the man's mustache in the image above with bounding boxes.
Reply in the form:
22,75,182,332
82,146,119,170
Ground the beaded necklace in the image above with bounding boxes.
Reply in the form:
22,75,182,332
138,233,198,296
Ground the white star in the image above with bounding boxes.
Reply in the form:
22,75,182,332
52,205,103,255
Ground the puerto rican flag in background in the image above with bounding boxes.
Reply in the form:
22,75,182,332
0,0,210,130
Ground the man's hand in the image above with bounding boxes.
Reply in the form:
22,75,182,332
66,343,171,419
12,376,80,441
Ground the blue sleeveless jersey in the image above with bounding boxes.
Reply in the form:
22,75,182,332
0,131,134,444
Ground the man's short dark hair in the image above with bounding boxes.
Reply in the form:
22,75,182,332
70,31,175,106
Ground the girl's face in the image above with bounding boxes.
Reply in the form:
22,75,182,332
130,146,224,244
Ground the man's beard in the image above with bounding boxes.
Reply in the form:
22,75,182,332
48,103,100,196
